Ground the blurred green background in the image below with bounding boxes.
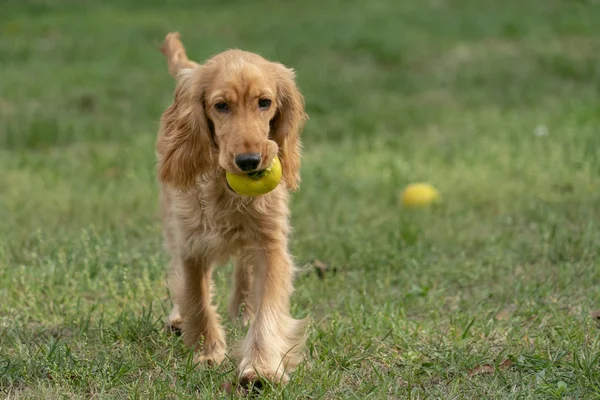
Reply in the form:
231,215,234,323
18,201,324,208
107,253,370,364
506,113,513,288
1,0,600,398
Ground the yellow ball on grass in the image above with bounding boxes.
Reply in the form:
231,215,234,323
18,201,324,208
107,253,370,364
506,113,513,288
400,183,441,207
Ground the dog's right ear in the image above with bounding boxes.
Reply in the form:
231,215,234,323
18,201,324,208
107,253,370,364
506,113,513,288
156,67,215,189
160,32,200,78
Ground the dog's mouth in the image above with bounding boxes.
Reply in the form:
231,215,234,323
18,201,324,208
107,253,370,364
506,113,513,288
246,169,268,179
225,179,235,193
224,168,268,194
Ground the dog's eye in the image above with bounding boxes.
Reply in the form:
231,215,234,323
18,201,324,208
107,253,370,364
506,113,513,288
215,102,229,112
258,99,271,110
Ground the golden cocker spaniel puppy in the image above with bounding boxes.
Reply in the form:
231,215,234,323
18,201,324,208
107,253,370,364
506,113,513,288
156,33,308,386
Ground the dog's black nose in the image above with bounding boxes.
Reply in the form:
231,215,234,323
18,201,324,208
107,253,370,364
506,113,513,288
234,153,261,172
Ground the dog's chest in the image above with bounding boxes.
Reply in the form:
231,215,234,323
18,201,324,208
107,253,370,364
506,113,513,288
172,182,286,261
183,197,265,257
213,210,258,244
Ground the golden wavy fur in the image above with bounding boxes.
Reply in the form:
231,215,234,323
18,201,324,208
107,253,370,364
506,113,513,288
156,32,308,385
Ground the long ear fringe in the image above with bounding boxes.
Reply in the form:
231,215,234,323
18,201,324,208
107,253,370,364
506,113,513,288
270,65,308,192
156,69,214,189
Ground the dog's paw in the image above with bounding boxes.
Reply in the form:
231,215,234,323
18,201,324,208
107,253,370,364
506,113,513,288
195,348,226,367
239,305,255,327
228,302,254,327
238,367,289,387
165,309,183,335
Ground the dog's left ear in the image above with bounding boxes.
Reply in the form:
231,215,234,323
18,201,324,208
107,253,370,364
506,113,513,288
270,64,308,192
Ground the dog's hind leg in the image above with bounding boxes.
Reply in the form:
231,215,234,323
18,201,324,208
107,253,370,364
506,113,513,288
228,259,255,326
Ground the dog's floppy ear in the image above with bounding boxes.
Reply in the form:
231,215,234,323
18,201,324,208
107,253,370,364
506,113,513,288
270,64,308,192
157,35,214,189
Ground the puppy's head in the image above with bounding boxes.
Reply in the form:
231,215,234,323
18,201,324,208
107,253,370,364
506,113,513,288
157,44,307,191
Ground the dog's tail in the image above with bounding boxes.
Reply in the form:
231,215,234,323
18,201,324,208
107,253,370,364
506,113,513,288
160,32,199,78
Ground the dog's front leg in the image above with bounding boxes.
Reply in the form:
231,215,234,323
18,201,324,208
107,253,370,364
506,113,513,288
174,255,227,365
237,242,307,385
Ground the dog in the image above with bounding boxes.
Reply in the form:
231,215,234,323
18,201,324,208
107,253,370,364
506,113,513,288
156,32,308,386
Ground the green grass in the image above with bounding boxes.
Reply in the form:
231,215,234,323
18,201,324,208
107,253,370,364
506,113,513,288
2,0,600,398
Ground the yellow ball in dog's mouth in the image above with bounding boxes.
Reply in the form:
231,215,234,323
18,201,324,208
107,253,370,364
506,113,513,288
400,183,441,207
226,157,282,197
